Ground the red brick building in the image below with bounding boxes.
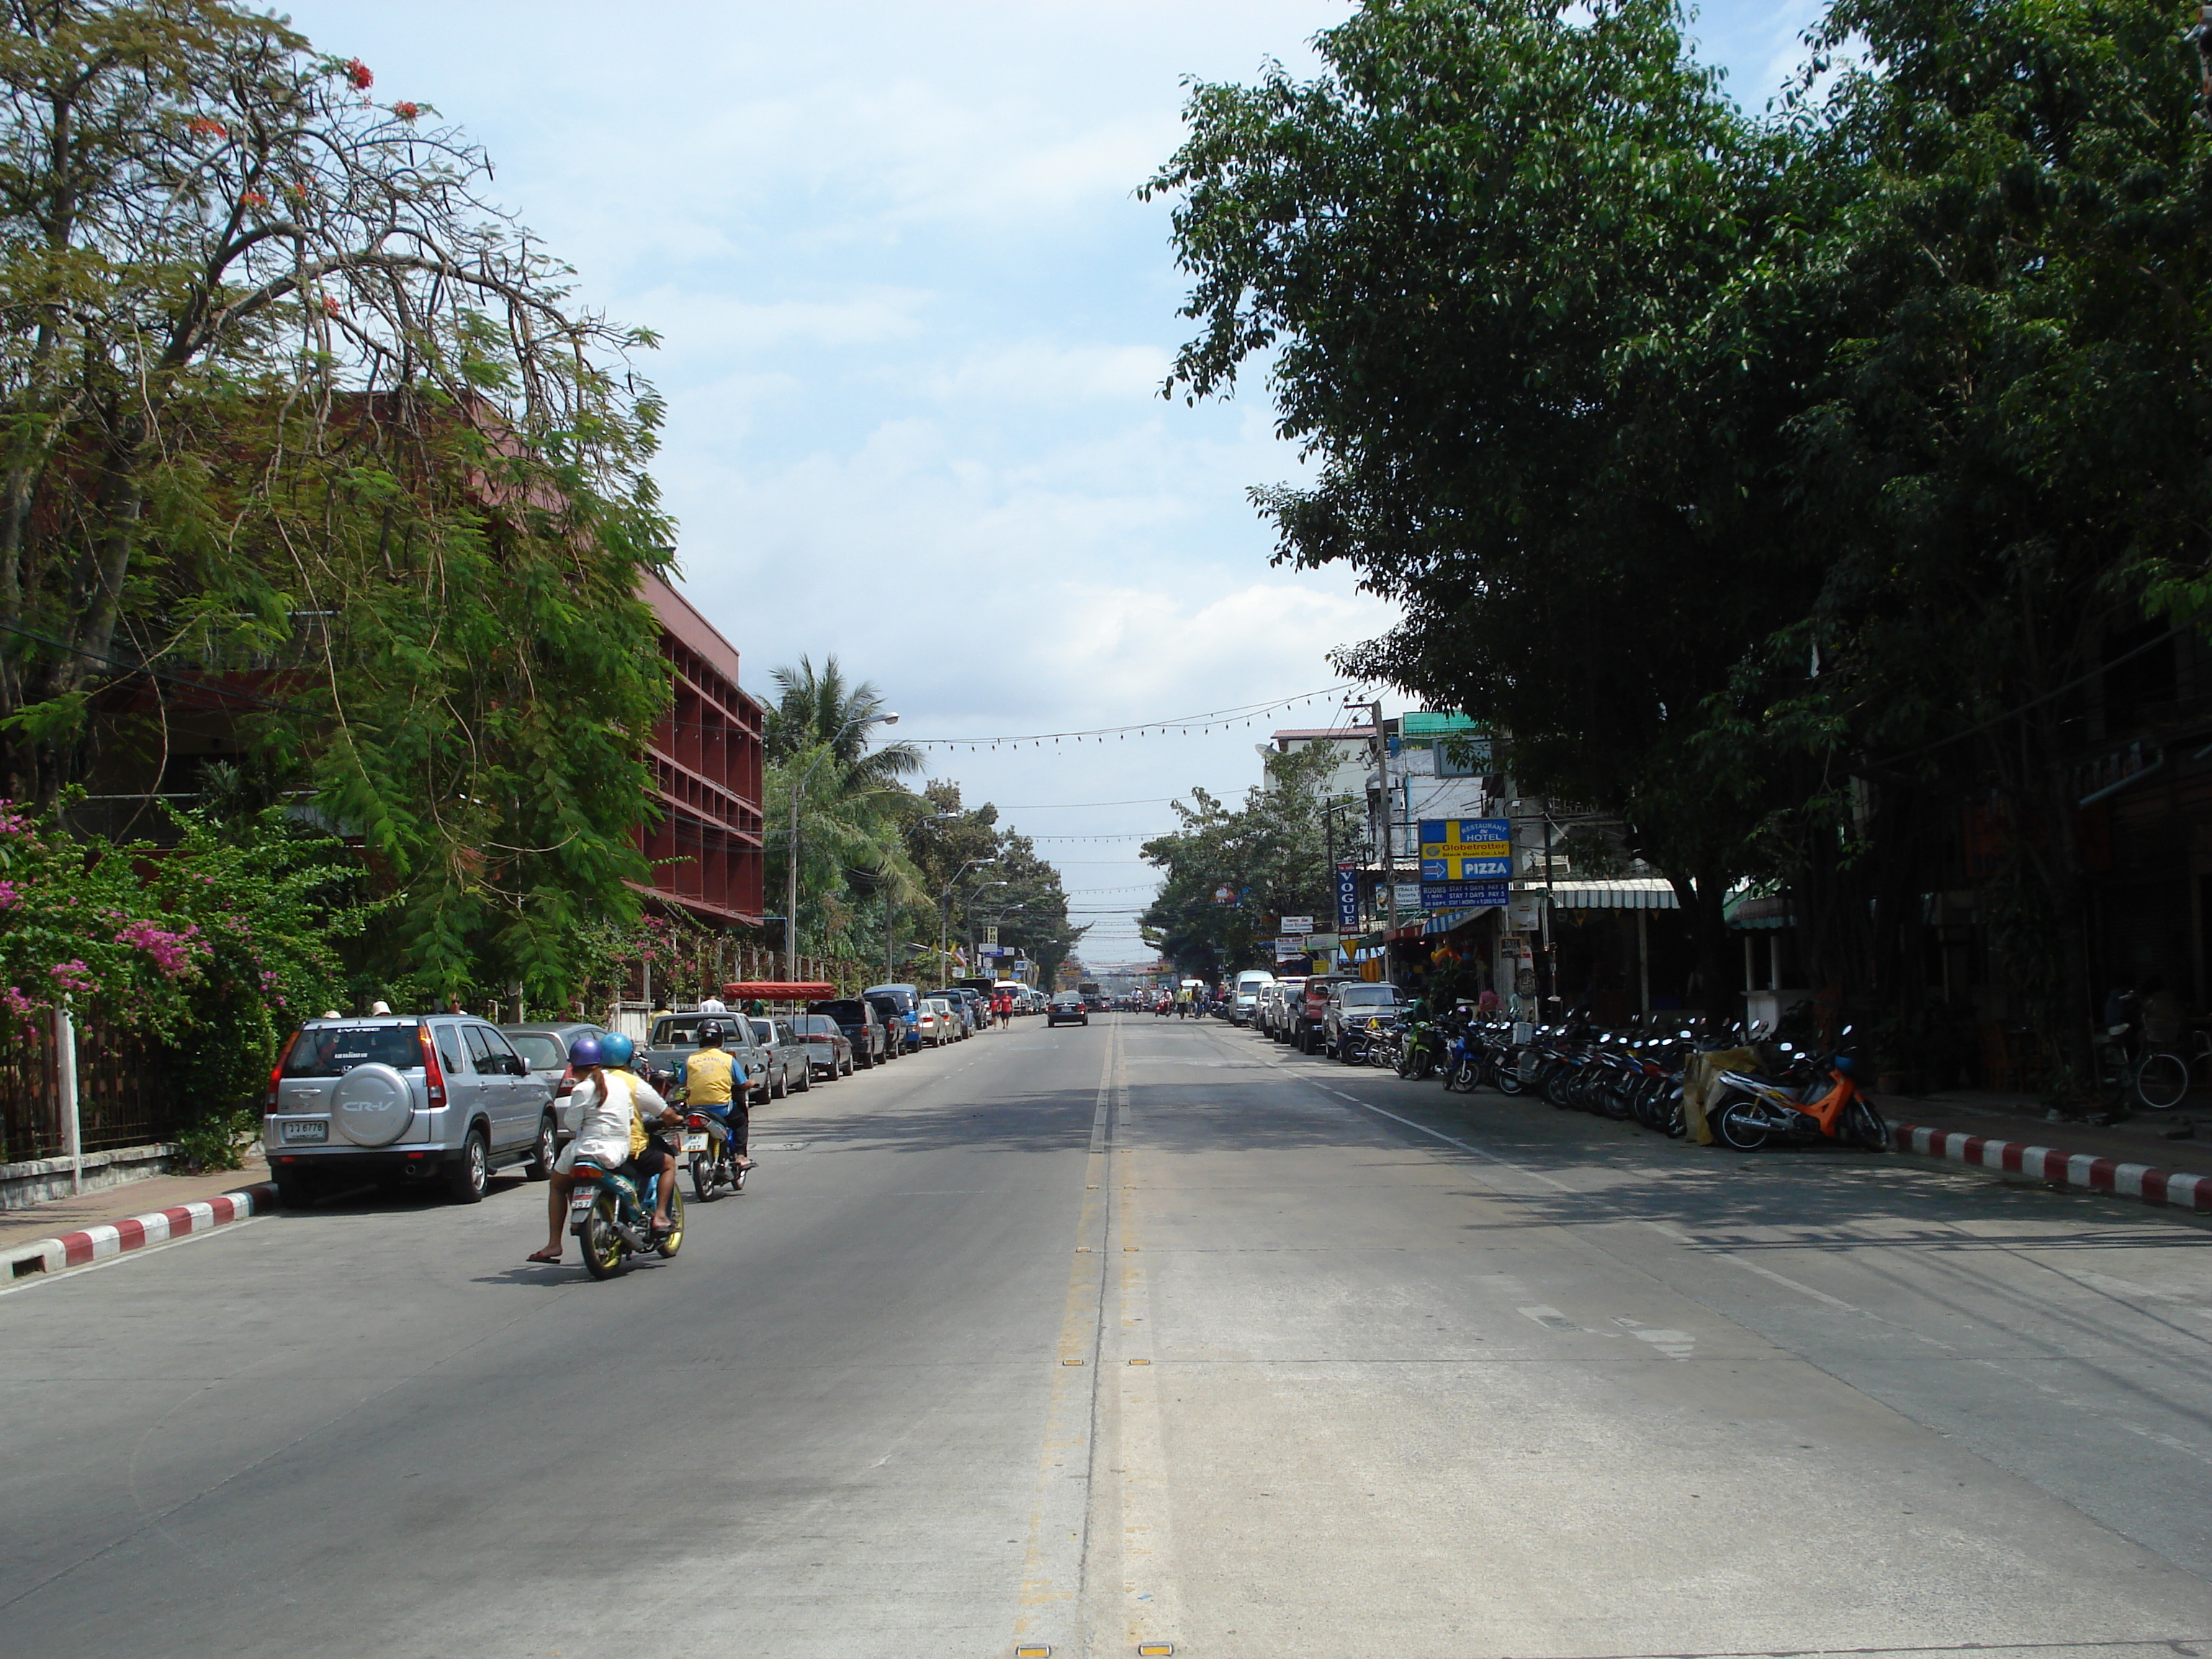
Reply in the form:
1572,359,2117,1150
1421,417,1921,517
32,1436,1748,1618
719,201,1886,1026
640,573,765,927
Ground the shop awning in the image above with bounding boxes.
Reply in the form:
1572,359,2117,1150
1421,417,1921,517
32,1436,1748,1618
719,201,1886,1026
1424,905,1498,936
1534,878,1679,911
1725,891,1796,930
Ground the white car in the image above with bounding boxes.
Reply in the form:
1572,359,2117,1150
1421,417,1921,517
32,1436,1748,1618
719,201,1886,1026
920,998,956,1047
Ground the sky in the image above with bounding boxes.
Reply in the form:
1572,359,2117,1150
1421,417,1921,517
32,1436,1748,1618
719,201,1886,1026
284,0,1823,964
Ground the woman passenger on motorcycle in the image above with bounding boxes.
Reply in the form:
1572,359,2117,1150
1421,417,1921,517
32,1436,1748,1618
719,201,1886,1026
529,1035,665,1265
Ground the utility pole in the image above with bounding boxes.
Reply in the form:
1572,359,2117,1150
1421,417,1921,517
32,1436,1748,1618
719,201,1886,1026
1371,698,1396,932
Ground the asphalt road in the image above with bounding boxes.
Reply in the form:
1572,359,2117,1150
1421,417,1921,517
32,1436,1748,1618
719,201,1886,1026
5,1013,2211,1659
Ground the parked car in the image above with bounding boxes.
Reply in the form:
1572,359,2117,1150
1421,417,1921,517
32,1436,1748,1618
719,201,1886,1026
1292,975,1350,1053
1046,992,1089,1028
790,1013,855,1079
864,983,924,1052
747,1016,812,1095
1325,981,1404,1058
920,997,957,1046
640,1011,773,1106
811,997,889,1067
498,1021,607,1107
945,987,983,1035
264,1014,554,1207
1259,978,1306,1040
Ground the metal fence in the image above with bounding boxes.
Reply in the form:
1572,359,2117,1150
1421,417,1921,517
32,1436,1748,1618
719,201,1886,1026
0,1014,182,1166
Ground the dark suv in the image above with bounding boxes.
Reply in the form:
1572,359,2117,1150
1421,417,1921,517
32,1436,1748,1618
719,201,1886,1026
811,998,889,1067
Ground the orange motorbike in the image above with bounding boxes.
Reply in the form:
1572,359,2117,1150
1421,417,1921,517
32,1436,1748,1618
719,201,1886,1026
1710,1037,1888,1152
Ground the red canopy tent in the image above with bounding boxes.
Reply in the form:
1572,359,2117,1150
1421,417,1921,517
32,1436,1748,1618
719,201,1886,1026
721,981,837,1004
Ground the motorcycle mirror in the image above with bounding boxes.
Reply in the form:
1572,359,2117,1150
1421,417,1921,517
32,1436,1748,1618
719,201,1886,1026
1841,1024,1855,1036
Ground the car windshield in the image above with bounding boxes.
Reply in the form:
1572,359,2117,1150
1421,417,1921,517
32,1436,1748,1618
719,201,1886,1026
653,1017,719,1047
816,1000,866,1021
283,1025,422,1077
1339,985,1399,1007
793,1016,836,1037
506,1033,567,1071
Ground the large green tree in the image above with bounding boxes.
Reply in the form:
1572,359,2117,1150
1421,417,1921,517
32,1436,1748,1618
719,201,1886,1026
1752,0,2212,1084
1145,0,1830,999
0,0,673,1001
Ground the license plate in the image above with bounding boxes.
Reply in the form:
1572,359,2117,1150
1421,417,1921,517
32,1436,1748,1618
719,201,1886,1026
682,1133,708,1151
279,1120,328,1143
569,1194,595,1214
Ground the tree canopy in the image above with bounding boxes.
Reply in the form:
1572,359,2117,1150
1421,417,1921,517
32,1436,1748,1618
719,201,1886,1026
0,0,673,1001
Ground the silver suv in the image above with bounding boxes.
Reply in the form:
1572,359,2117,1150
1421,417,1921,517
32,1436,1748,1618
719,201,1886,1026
264,1015,557,1206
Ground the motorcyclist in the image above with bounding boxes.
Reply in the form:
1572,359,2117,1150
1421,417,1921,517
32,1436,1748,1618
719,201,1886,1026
683,1020,753,1177
529,1034,675,1264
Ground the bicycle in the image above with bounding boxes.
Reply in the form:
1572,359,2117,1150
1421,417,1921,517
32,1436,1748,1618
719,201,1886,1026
2133,1027,2212,1111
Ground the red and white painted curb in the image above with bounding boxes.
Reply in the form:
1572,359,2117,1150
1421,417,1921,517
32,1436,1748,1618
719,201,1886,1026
1893,1124,2212,1213
4,1181,276,1280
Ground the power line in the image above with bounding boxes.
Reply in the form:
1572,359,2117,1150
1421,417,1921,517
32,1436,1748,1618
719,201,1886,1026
906,683,1361,749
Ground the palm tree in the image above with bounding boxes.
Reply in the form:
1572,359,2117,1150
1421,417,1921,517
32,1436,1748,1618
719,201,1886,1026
765,655,922,786
763,655,926,964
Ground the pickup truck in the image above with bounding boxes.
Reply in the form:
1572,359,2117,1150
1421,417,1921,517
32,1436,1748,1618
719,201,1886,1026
639,1012,774,1106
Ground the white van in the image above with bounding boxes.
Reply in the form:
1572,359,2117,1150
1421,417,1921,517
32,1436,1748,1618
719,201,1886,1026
1231,968,1276,1027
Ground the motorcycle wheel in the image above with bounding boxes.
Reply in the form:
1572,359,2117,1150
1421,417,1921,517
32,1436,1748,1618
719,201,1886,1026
1665,1099,1688,1138
690,1151,721,1203
580,1192,626,1280
1599,1084,1633,1122
1715,1097,1771,1151
655,1186,686,1257
1845,1097,1889,1152
1542,1070,1572,1109
1495,1066,1525,1097
1444,1058,1476,1093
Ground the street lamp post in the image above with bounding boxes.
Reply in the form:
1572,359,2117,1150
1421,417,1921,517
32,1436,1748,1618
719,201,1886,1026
938,865,1004,986
787,710,898,983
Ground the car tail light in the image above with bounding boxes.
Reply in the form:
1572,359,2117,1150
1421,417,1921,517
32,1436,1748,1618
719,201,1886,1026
557,1064,577,1097
267,1030,300,1109
420,1026,446,1105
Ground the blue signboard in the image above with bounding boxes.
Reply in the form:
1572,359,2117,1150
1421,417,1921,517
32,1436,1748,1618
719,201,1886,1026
1335,864,1360,931
1419,819,1512,883
1421,879,1509,909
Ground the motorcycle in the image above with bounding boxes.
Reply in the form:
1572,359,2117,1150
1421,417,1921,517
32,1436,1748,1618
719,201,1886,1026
1395,1017,1448,1081
685,1109,748,1202
1709,1040,1887,1152
567,1154,686,1280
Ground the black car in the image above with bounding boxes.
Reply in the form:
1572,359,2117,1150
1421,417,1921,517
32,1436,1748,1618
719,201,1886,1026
811,997,889,1068
1046,994,1089,1028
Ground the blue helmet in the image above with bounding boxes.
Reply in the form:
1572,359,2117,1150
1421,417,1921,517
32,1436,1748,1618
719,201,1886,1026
568,1035,604,1068
598,1031,636,1069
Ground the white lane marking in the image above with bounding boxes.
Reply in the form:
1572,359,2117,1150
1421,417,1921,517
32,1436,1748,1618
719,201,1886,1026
1519,1305,1583,1333
1613,1315,1696,1359
0,1213,264,1298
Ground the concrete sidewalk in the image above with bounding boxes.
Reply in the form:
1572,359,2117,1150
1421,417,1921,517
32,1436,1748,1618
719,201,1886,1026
0,1151,270,1259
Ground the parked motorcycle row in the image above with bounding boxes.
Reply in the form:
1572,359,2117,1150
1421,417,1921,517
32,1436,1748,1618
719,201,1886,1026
1245,1002,1890,1154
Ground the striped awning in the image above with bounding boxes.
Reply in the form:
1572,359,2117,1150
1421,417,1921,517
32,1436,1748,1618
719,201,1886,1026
1532,878,1679,912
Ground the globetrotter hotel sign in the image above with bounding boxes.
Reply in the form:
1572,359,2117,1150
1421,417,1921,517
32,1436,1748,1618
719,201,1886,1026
1419,819,1511,909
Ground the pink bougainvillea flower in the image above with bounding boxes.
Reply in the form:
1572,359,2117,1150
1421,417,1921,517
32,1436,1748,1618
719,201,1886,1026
392,101,421,122
344,58,373,90
0,881,17,909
